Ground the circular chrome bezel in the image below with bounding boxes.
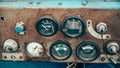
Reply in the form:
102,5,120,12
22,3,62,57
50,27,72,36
76,41,100,62
61,16,86,38
49,40,72,61
36,16,58,37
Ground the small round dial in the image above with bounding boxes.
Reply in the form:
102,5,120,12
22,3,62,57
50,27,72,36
25,42,44,57
36,16,58,37
104,40,120,54
76,41,100,62
49,40,72,60
61,16,85,38
3,39,19,52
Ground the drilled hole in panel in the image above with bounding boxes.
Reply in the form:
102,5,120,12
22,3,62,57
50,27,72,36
88,21,91,24
1,17,5,21
101,57,105,61
4,56,7,59
19,56,23,59
106,36,110,38
11,55,16,59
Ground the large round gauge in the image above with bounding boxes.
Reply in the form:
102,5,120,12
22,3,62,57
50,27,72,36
61,16,85,38
36,16,58,37
76,41,100,62
49,40,72,60
25,42,45,57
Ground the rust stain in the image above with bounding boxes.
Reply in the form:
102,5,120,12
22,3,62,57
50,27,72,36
0,8,120,62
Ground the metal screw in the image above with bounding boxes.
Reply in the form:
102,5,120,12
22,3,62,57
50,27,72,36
29,1,33,4
37,1,41,4
81,0,88,6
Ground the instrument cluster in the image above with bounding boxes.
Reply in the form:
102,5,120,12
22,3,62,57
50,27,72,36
0,8,120,64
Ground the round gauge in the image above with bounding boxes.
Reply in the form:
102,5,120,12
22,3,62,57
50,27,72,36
104,40,120,54
3,39,19,52
36,16,58,37
61,16,85,38
49,40,72,60
76,41,100,62
25,42,44,57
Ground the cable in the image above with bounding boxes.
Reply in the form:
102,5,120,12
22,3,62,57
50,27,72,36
100,29,120,65
100,29,110,62
99,30,104,50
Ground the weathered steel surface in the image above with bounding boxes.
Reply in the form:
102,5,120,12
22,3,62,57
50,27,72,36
0,8,120,63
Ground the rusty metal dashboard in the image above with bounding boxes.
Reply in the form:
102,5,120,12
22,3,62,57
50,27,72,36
0,0,120,64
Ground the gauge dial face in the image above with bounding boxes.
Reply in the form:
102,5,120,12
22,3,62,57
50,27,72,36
105,40,120,54
49,40,72,60
76,41,100,62
36,17,58,37
3,39,18,52
61,16,85,38
25,42,44,57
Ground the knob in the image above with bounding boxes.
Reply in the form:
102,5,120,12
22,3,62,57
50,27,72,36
96,22,107,33
105,41,119,54
15,22,26,35
3,39,19,52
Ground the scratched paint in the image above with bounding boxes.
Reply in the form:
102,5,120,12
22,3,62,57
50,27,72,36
0,0,120,9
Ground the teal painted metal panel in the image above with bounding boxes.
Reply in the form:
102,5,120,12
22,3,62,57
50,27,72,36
0,0,120,9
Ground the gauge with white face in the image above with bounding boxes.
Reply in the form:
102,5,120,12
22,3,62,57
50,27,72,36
3,39,19,52
25,42,44,57
61,16,85,38
49,40,72,60
36,16,58,37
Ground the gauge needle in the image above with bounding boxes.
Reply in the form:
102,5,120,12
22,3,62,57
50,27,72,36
42,24,47,30
33,46,38,51
55,48,61,56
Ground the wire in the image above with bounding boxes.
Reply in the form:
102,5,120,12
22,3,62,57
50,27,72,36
115,52,120,57
100,30,110,61
100,30,120,65
100,30,104,50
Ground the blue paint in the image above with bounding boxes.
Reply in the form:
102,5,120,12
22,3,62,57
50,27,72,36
0,61,117,68
0,61,67,68
86,64,115,68
15,26,23,33
0,1,120,9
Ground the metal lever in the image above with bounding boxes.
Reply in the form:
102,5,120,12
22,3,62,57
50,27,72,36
66,63,77,68
109,57,117,64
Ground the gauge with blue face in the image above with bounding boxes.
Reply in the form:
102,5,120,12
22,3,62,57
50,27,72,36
61,16,85,38
36,16,58,37
49,40,72,60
